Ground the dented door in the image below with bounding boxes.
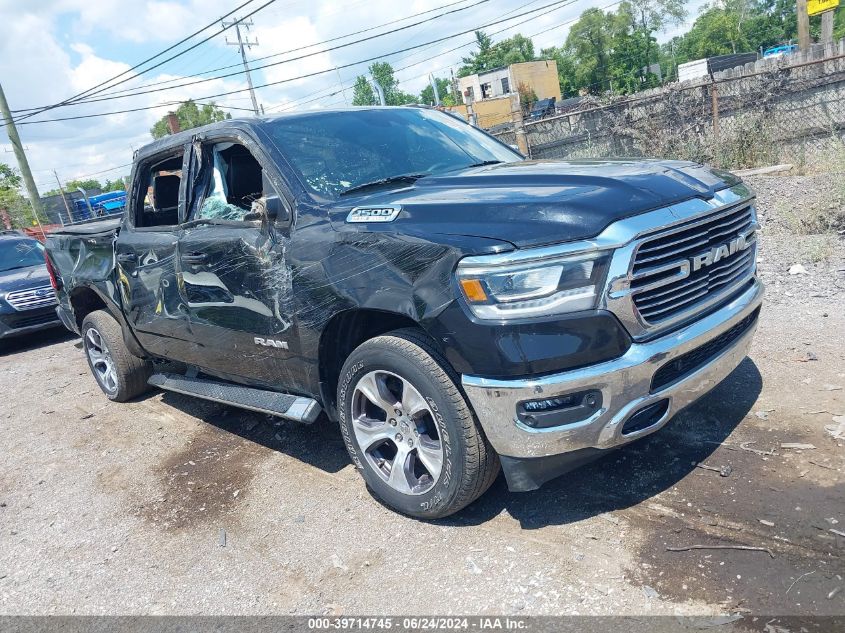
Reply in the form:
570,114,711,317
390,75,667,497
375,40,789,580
115,229,192,359
115,145,194,361
176,222,295,383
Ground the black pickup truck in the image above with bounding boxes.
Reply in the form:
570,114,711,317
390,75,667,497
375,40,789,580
45,107,763,518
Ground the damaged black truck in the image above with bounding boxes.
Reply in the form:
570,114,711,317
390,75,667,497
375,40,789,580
45,107,763,518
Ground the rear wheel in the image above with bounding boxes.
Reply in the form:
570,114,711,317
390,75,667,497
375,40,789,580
338,328,499,519
81,310,151,402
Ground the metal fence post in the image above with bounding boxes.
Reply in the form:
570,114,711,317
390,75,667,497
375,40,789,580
711,79,720,144
511,94,530,157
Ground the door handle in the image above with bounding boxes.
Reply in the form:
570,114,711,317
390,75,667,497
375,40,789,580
181,252,208,264
116,253,136,264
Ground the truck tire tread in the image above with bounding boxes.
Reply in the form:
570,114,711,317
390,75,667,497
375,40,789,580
81,310,151,402
340,327,500,518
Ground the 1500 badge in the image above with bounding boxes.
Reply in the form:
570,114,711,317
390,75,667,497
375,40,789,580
346,206,401,223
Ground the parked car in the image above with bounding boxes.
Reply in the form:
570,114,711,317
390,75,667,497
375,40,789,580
763,44,798,59
0,230,62,341
527,97,556,121
45,107,763,518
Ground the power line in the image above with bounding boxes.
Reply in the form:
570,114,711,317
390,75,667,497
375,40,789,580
63,0,478,105
13,0,277,122
277,0,591,112
223,17,261,114
15,0,582,126
267,0,550,113
20,0,500,112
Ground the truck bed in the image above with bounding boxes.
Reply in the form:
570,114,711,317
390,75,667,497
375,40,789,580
46,217,120,287
48,216,122,237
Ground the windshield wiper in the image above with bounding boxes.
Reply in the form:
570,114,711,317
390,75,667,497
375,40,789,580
339,173,429,197
464,160,504,168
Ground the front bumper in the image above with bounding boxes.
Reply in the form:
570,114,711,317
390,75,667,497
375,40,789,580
0,307,63,340
462,279,763,485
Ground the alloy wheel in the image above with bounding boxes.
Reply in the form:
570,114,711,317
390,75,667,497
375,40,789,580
84,327,118,395
351,370,444,495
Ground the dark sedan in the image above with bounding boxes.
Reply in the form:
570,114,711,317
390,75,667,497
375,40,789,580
0,231,62,340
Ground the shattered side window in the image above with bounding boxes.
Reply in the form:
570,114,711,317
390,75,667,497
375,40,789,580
196,143,264,222
137,153,184,228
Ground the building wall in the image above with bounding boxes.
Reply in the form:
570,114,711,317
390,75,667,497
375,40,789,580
477,67,511,99
473,94,518,128
458,75,483,104
445,94,518,129
510,60,561,102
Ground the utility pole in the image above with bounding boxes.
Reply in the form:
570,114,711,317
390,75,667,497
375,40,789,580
429,75,441,106
335,67,349,106
53,169,72,225
821,10,835,45
0,82,44,222
797,0,811,52
223,17,260,115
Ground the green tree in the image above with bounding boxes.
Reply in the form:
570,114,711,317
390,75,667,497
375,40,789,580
352,75,376,106
65,179,103,192
458,31,535,76
0,163,22,191
420,77,456,106
628,0,688,78
351,62,418,106
517,83,538,113
150,99,231,139
565,8,613,93
102,178,126,192
665,0,801,76
0,162,39,229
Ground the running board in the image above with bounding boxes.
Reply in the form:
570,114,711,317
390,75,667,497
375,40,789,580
148,373,322,424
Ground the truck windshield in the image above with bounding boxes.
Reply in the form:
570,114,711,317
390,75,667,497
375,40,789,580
264,108,521,199
0,238,45,272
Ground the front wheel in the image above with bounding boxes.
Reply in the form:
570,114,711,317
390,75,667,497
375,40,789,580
81,310,151,402
338,329,499,519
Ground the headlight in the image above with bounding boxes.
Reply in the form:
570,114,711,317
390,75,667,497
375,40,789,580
456,251,610,320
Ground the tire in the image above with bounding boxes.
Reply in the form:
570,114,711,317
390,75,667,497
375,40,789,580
338,328,500,519
81,310,152,402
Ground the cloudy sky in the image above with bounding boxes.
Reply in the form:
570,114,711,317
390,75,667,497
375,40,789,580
0,0,706,192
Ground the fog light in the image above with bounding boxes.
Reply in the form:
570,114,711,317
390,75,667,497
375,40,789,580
517,389,602,429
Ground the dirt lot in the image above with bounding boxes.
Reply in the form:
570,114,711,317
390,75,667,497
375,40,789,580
0,175,843,622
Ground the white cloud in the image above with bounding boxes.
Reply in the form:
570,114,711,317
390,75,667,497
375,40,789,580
0,0,706,189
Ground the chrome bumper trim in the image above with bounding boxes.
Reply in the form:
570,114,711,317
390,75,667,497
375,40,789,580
462,279,763,459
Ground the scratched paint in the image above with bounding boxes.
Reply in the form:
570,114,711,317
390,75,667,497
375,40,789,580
45,114,736,418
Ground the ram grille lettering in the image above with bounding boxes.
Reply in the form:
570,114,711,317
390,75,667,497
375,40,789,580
254,337,289,349
691,234,753,272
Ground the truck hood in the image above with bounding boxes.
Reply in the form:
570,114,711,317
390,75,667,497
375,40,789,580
0,264,51,294
330,159,740,248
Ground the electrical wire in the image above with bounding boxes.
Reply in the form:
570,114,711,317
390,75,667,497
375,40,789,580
15,0,599,126
13,0,277,122
61,0,480,104
18,0,501,111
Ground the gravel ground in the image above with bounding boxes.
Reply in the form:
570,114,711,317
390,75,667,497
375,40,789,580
0,174,843,622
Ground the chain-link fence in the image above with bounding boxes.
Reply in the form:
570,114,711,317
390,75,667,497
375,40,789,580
492,40,845,172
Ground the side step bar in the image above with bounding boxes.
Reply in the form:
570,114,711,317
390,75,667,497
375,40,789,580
148,373,322,424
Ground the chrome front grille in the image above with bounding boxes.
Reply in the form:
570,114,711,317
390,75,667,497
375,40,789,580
630,202,757,325
5,285,57,311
